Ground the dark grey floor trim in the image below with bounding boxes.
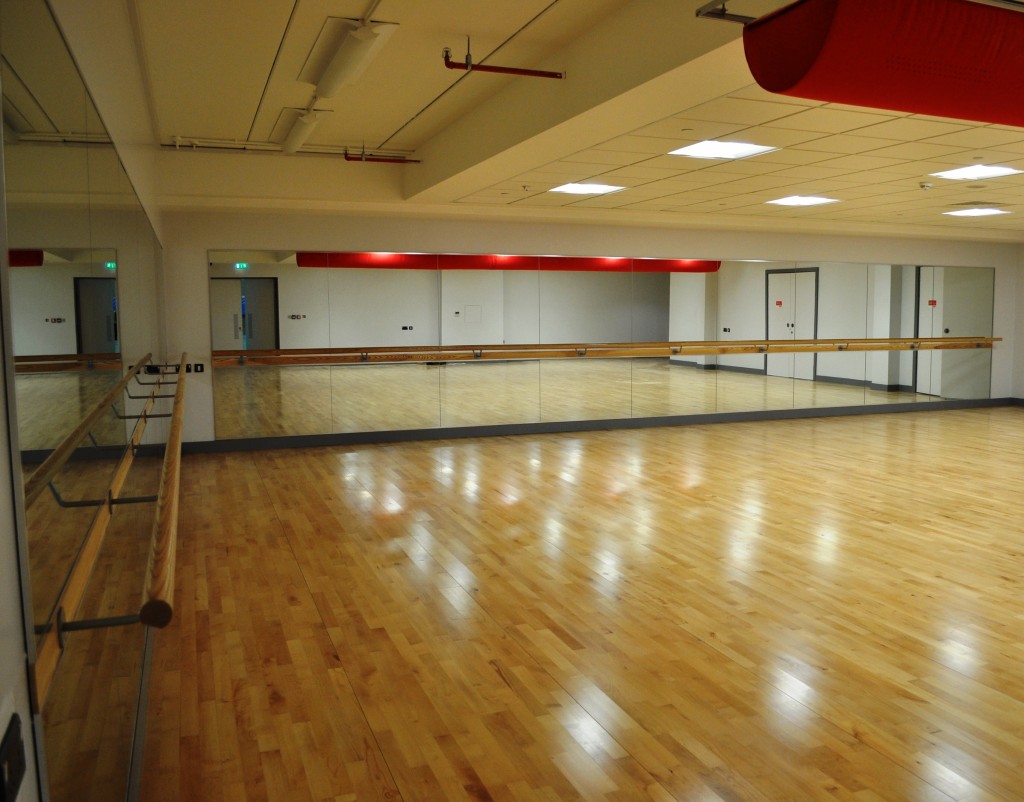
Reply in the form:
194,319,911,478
183,397,1019,454
669,359,719,371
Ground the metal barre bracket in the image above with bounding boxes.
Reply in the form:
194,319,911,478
126,388,176,399
360,352,369,361
473,350,483,359
111,404,172,421
576,348,587,356
51,607,142,649
48,483,157,509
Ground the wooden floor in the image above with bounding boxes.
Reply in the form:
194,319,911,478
142,407,1024,801
211,359,934,439
15,370,125,450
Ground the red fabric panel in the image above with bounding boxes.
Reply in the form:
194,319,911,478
8,249,44,267
295,252,720,272
743,0,1024,127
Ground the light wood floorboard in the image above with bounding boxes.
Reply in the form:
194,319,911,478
212,360,935,440
143,408,1024,800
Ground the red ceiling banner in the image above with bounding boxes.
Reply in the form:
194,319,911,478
743,0,1024,128
8,249,44,267
295,252,720,272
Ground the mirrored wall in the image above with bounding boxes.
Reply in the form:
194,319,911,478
2,0,163,798
207,252,994,441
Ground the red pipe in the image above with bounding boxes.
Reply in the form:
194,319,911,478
443,49,563,79
744,0,1024,127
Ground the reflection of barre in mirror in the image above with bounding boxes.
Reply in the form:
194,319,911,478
214,336,1000,366
27,354,187,709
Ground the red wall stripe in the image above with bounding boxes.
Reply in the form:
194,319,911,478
295,252,720,272
8,249,44,267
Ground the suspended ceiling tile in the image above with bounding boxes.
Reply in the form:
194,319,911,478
512,192,584,206
922,127,1024,148
851,118,971,141
703,174,801,192
766,164,858,181
726,125,829,148
532,162,616,177
727,84,822,106
764,107,895,134
563,149,649,166
813,154,910,172
753,148,845,166
681,97,804,126
597,164,696,181
630,118,743,141
794,134,898,154
593,135,692,155
865,142,977,160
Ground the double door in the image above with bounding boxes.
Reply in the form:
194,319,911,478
210,277,279,351
75,277,119,353
766,269,817,380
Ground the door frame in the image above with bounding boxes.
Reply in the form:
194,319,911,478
73,276,119,354
764,267,819,378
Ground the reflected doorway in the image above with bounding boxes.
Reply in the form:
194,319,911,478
73,277,119,353
765,268,818,379
211,277,279,350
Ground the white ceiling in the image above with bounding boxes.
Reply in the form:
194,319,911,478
26,0,1024,241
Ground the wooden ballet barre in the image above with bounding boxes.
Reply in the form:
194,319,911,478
30,354,184,708
139,354,187,628
23,353,151,508
212,337,1000,367
14,352,122,373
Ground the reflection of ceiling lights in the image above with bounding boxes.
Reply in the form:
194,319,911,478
549,183,625,195
669,140,778,159
931,164,1022,180
943,207,1009,217
766,195,839,206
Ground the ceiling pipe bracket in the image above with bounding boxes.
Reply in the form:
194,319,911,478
442,41,564,79
695,0,755,23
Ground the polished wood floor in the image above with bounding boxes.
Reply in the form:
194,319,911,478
15,370,125,450
142,407,1024,801
212,359,934,439
41,457,162,802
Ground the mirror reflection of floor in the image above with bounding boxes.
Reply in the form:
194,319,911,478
15,370,126,450
213,359,939,440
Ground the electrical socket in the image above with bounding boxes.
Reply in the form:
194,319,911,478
195,363,205,373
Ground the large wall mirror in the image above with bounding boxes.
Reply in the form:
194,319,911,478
207,252,994,441
2,0,163,798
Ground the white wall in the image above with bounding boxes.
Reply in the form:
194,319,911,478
9,266,81,355
669,272,718,367
329,269,440,348
717,261,770,371
814,262,869,382
503,271,539,344
440,270,503,346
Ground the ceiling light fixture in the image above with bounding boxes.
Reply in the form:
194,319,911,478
282,110,322,154
931,164,1023,181
669,140,778,159
317,23,398,98
549,183,625,195
766,195,839,206
943,207,1009,217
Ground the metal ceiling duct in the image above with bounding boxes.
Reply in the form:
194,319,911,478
317,22,398,98
743,0,1024,127
282,111,321,154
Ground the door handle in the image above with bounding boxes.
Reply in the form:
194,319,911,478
944,328,950,334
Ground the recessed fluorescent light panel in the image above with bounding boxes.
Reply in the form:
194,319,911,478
549,183,625,195
942,207,1009,217
669,140,778,159
930,165,1023,181
766,195,839,207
